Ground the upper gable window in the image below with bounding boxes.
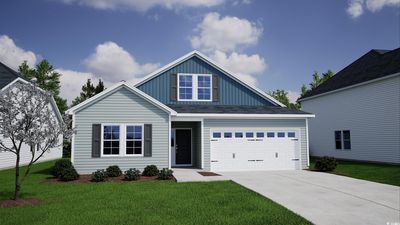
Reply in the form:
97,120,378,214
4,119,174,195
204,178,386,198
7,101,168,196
178,73,212,101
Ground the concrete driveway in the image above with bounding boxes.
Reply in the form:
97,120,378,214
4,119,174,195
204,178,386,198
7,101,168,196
221,170,400,225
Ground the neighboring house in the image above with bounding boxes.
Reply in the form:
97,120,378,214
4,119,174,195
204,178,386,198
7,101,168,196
0,62,63,170
67,51,314,174
299,48,400,164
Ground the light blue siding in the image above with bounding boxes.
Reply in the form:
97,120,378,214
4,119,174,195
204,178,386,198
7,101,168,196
137,56,276,106
73,87,170,174
202,119,309,171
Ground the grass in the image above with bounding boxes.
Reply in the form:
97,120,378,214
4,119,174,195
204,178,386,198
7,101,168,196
310,157,400,186
0,161,310,225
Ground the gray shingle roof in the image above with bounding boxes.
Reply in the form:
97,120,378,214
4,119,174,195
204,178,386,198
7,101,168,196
299,48,400,100
0,62,21,89
167,104,311,114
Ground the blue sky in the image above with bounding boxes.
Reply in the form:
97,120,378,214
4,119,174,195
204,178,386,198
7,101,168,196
0,0,399,102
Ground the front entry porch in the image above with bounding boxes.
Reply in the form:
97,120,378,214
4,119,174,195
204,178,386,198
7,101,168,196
171,121,202,168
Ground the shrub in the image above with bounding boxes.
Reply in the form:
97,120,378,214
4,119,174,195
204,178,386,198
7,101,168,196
124,168,141,181
59,167,79,181
142,165,159,176
314,156,337,172
91,169,108,182
51,159,73,178
106,165,122,177
158,168,174,180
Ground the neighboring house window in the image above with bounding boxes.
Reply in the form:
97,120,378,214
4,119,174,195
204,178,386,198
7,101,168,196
335,130,351,150
126,125,143,155
343,130,351,149
177,73,212,101
103,125,120,155
335,131,342,149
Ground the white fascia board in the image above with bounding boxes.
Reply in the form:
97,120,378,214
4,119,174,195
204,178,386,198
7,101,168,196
298,72,400,102
66,82,177,116
174,113,315,119
1,78,63,123
134,50,286,107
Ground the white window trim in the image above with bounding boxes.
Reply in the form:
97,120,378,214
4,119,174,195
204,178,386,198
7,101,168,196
100,123,144,157
125,124,145,157
177,73,212,102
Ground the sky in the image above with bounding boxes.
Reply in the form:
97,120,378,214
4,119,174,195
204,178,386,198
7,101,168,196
0,0,399,103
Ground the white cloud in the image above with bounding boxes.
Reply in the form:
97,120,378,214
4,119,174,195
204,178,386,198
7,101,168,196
59,0,225,12
287,90,300,103
347,0,364,18
190,12,263,53
346,0,400,18
57,69,102,103
84,41,159,83
0,35,36,70
210,50,266,86
366,0,400,11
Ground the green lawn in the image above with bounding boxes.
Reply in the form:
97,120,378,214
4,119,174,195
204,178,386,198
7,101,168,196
310,157,400,186
0,161,310,225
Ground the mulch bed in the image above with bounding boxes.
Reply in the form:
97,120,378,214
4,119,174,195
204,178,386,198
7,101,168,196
42,175,159,184
198,171,221,176
0,198,43,208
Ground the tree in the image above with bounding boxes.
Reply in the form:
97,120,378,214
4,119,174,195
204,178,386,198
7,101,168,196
268,89,300,110
71,79,105,106
301,69,334,97
19,60,68,114
0,82,73,200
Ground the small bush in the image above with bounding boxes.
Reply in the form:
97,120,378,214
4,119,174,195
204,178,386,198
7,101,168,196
59,167,79,181
91,169,108,182
124,168,141,181
142,165,159,176
106,165,122,177
51,159,73,178
158,168,174,180
314,156,337,172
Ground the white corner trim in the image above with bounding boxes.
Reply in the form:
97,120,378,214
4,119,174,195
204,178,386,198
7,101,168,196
299,72,400,102
71,113,75,165
174,113,315,119
66,82,177,116
133,50,286,107
305,118,310,167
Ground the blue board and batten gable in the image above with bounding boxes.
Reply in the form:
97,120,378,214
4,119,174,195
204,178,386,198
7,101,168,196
136,56,277,106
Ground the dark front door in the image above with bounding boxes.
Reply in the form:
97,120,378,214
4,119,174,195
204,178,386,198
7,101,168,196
175,129,191,165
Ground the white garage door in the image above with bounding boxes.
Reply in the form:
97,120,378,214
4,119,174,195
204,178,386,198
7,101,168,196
210,129,301,172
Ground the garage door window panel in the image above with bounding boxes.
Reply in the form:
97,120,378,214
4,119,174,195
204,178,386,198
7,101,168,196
277,132,285,138
267,132,275,138
235,132,243,138
224,132,232,138
213,132,221,138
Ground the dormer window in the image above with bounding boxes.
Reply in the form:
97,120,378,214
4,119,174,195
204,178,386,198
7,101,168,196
178,73,212,101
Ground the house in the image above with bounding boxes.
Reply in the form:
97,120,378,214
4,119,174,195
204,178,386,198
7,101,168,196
298,48,400,164
0,62,63,170
67,51,314,174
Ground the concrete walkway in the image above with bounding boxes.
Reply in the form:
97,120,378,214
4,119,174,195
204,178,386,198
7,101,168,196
221,170,400,225
173,168,229,182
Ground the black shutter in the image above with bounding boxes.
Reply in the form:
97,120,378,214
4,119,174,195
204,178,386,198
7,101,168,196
212,75,219,102
170,74,177,101
144,124,152,157
92,124,101,158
